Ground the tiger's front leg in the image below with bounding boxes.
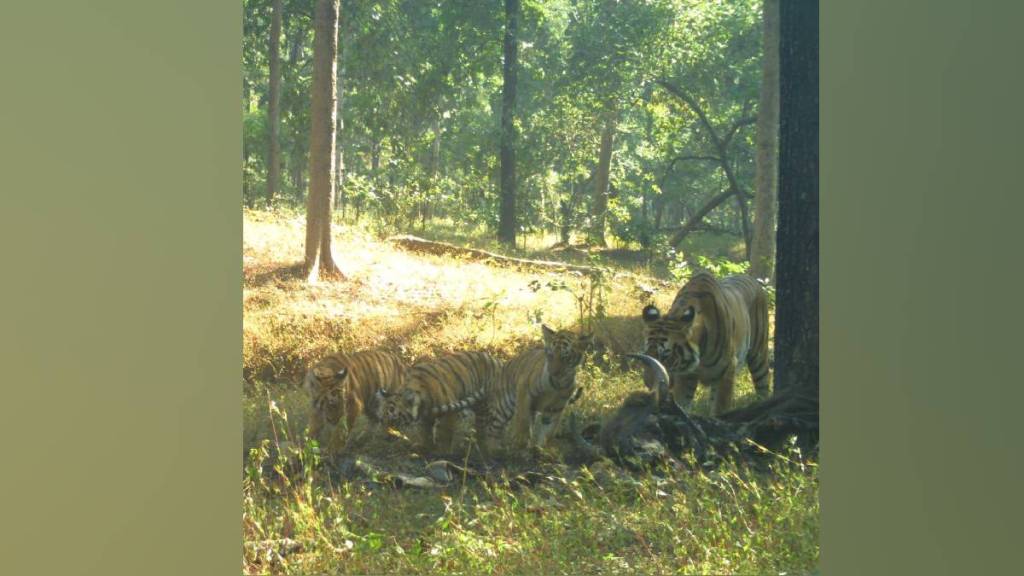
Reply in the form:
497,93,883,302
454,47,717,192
434,413,459,453
670,374,700,410
509,387,534,450
416,417,436,452
474,405,500,457
343,394,363,440
709,365,736,416
531,410,564,448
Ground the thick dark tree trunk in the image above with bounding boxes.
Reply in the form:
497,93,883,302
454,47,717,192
750,0,780,282
266,0,283,205
589,113,616,247
497,0,519,246
773,0,818,404
303,0,342,282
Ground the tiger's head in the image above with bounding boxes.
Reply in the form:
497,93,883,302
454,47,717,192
641,302,702,379
541,324,594,379
303,357,352,439
373,387,422,427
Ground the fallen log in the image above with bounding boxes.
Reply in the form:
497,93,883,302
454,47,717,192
388,235,674,289
388,234,607,275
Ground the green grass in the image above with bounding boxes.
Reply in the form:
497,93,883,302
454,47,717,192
242,208,817,575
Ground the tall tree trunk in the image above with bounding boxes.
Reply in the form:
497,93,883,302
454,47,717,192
559,180,573,244
750,0,780,282
734,188,753,259
370,136,382,203
497,0,519,246
266,0,283,205
286,21,306,199
304,0,342,282
774,0,818,406
424,113,442,226
589,113,616,247
334,26,348,213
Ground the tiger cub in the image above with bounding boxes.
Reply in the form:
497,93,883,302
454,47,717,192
481,325,593,452
642,270,771,415
304,350,406,455
374,350,502,452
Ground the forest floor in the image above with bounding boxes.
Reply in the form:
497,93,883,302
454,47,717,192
242,208,818,575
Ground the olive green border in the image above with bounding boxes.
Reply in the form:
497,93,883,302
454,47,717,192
3,1,1022,574
824,1,1023,574
1,2,239,574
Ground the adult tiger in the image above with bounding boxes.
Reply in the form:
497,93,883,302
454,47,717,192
641,270,771,415
480,325,594,453
304,350,406,455
374,350,502,452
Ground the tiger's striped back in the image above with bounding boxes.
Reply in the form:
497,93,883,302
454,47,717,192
304,350,406,452
375,350,502,427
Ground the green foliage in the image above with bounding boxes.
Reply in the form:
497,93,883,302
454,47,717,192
243,0,766,251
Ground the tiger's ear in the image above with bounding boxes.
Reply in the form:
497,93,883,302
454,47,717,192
642,304,661,323
541,324,556,351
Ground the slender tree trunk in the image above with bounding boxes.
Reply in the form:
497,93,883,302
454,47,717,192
304,0,342,282
425,113,442,226
559,180,573,244
266,0,283,205
334,26,349,213
589,113,616,247
497,0,520,246
734,188,753,259
750,0,780,282
370,138,381,188
286,16,305,199
774,0,818,404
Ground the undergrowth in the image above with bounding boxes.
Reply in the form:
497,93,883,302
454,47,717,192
242,208,816,575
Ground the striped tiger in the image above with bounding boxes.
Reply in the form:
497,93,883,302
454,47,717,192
374,350,502,452
641,270,771,415
481,325,594,452
304,350,406,455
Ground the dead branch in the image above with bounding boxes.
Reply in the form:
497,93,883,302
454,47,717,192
388,236,673,290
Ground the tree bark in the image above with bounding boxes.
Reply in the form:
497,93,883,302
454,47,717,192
334,25,349,213
266,0,283,205
423,113,442,226
303,0,342,282
588,113,617,247
750,0,780,283
773,0,818,404
287,23,305,198
497,0,519,246
734,187,753,259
